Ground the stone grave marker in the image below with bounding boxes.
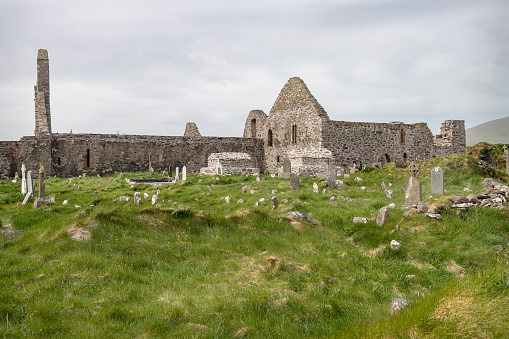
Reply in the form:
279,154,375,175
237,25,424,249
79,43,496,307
175,167,179,181
134,192,141,205
22,170,34,205
38,164,45,200
313,182,319,193
280,156,291,179
182,166,187,181
168,165,173,178
327,165,337,189
430,167,444,196
21,164,27,194
404,161,421,207
289,173,300,190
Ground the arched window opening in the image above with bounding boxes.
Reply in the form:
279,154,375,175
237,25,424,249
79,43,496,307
291,124,297,145
403,153,408,159
277,156,280,163
268,129,273,146
384,154,391,164
250,119,257,138
400,129,405,144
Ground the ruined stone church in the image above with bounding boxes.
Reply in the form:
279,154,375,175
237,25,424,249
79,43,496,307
0,50,466,179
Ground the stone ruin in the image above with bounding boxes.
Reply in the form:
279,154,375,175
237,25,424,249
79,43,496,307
0,49,467,179
200,152,260,176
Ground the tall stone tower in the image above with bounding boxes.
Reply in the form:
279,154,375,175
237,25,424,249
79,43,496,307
34,49,51,137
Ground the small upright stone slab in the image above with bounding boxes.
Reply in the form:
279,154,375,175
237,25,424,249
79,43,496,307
327,166,337,189
22,170,34,205
312,182,318,193
289,173,300,190
175,167,180,181
38,164,45,200
182,166,187,181
404,162,421,207
21,164,27,194
430,167,444,196
280,156,291,179
376,207,390,226
134,192,141,205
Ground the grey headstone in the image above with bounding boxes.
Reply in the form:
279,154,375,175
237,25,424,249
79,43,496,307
48,194,55,205
376,207,390,226
430,167,444,196
151,195,158,205
404,176,421,206
133,192,141,206
280,156,291,179
327,166,337,189
271,196,277,209
33,198,46,208
289,173,300,190
329,196,337,204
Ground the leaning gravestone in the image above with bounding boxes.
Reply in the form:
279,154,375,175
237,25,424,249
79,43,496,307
376,207,390,226
22,171,34,205
430,167,444,196
182,166,187,181
404,161,421,207
327,165,337,189
280,156,291,179
21,163,27,194
289,173,300,190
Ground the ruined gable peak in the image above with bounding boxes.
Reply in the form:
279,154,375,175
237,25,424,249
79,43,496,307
269,77,329,121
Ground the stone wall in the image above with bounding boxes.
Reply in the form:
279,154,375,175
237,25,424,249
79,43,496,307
433,120,466,157
42,133,264,177
200,152,260,175
322,121,435,168
0,141,18,179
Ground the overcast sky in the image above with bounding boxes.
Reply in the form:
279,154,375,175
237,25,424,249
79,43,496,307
1,0,508,140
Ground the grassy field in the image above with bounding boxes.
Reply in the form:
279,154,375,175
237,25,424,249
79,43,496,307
0,153,508,338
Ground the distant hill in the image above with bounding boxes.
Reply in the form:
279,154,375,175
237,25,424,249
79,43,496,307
466,116,509,146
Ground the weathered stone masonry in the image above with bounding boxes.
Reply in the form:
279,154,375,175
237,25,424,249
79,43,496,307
0,50,466,179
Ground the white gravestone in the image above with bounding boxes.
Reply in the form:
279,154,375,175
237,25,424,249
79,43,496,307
175,167,179,181
430,167,444,196
21,164,27,194
22,171,34,205
182,166,187,181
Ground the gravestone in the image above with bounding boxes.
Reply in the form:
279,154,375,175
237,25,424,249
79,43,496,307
430,167,444,196
381,182,393,199
182,166,187,181
280,156,291,179
21,164,27,194
175,167,179,181
22,171,34,205
327,166,337,189
271,196,277,209
151,195,158,205
168,165,173,178
289,173,300,190
38,164,45,200
376,207,390,226
313,182,319,193
134,192,141,205
404,161,421,207
48,194,55,205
